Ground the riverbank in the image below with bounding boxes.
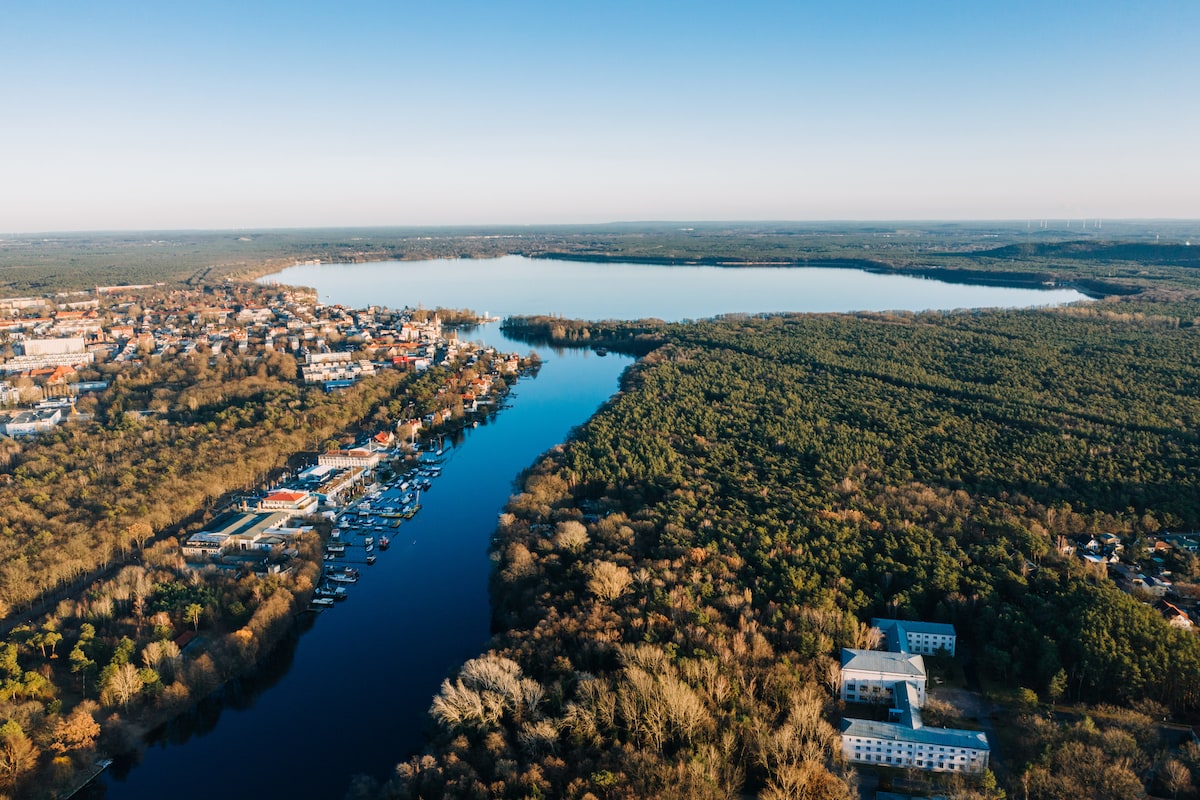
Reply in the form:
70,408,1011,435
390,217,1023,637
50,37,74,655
91,326,633,800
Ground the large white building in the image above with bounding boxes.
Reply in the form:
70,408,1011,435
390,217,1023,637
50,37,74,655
871,618,957,656
317,448,382,470
181,510,304,560
19,337,86,356
841,682,989,773
0,407,63,437
840,620,989,775
840,649,928,707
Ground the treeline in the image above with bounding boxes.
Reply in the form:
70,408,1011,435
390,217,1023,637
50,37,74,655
378,300,1200,799
8,225,1200,294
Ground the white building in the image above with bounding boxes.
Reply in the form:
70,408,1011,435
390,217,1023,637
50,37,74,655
871,618,957,657
841,619,988,774
317,448,382,470
840,649,928,707
181,510,304,560
0,407,63,437
19,337,86,356
258,489,319,515
841,682,989,773
301,359,376,384
1,350,95,374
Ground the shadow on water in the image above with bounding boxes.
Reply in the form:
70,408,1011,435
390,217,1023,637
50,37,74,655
82,612,314,794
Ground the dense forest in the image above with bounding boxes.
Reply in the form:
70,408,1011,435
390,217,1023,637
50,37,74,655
379,298,1200,799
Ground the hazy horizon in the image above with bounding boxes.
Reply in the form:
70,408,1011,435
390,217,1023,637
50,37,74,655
5,219,1199,239
3,1,1198,232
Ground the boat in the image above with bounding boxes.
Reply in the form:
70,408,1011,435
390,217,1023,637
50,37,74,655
326,542,346,553
594,346,608,356
314,586,348,600
310,597,335,608
379,536,390,550
366,554,377,565
364,536,375,546
327,573,357,584
365,544,374,552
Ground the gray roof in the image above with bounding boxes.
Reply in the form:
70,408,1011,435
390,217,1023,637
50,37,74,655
841,716,989,750
841,648,926,678
872,618,956,637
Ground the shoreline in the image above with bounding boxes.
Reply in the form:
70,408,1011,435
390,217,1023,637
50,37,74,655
248,251,1128,302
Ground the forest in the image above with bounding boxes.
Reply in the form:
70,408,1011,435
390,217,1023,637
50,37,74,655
377,296,1200,799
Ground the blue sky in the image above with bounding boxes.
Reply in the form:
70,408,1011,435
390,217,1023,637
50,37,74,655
2,1,1197,231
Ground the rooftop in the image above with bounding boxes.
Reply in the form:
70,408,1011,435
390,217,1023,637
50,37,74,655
200,510,293,539
841,648,926,678
841,717,990,751
265,490,307,503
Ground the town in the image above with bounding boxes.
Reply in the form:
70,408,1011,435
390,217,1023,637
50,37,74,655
0,280,519,437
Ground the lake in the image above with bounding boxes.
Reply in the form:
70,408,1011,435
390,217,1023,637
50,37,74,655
260,255,1090,319
94,257,1085,799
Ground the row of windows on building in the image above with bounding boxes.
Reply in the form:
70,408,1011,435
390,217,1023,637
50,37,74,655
848,739,977,756
851,752,975,770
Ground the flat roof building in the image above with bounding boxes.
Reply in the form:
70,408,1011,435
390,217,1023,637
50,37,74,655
841,648,928,707
840,619,987,774
871,618,957,657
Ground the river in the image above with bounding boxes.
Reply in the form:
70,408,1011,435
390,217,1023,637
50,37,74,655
92,257,1087,798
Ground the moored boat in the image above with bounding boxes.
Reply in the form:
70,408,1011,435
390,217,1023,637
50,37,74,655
315,586,348,600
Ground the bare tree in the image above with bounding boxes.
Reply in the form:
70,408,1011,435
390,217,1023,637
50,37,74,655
106,662,144,711
821,656,842,697
1161,758,1191,800
554,520,589,553
588,560,633,602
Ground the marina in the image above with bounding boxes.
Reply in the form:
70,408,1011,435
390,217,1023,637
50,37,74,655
306,458,445,611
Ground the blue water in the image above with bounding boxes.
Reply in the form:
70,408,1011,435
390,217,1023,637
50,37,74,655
97,258,1085,798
